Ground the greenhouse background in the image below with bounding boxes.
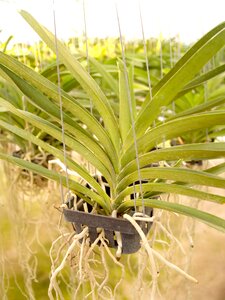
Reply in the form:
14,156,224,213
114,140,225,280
0,1,225,299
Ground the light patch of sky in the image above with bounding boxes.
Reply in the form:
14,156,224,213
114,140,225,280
0,0,224,45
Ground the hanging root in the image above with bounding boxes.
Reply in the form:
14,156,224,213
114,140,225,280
112,210,122,259
49,232,72,270
48,227,89,300
123,214,198,285
155,221,186,255
124,214,158,299
73,228,123,300
99,235,125,299
97,245,109,293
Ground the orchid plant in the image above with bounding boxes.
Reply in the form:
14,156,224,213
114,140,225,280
0,11,225,233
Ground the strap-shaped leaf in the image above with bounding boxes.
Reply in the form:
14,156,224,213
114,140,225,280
119,142,225,179
0,152,111,214
88,56,119,97
117,199,225,233
169,96,225,119
117,167,225,193
118,59,132,142
122,111,225,165
0,64,90,137
0,65,117,177
0,49,119,170
114,182,225,208
20,10,120,151
0,119,112,202
124,21,225,144
0,98,114,184
175,63,225,99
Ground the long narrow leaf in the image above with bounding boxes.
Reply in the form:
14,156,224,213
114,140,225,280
169,96,225,119
0,51,119,170
0,98,114,184
122,111,225,165
117,167,225,193
0,152,111,214
118,59,132,142
114,182,225,207
119,142,225,179
175,64,225,99
117,199,225,232
88,56,119,97
0,119,112,202
20,10,120,151
0,66,116,178
125,21,225,143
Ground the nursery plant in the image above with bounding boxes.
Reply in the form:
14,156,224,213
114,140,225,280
1,11,225,268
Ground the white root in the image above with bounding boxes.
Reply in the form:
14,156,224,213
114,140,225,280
136,249,149,299
48,159,79,177
100,236,125,298
123,214,198,284
123,214,158,299
151,248,198,283
133,216,155,222
112,210,122,259
48,227,89,300
155,221,186,255
85,230,104,260
49,233,74,268
97,246,109,293
78,235,86,281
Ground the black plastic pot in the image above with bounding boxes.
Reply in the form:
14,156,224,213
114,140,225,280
63,206,153,254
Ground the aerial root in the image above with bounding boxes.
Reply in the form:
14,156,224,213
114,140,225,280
74,230,116,300
123,214,158,299
112,210,122,259
48,227,89,300
49,232,72,269
100,236,125,298
155,221,186,255
123,214,198,285
97,245,109,293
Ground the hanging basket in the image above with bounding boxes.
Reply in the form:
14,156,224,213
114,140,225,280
63,206,153,254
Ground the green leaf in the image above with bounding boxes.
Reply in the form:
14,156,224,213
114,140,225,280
118,59,132,142
205,161,225,175
0,65,117,177
0,119,111,204
88,56,119,97
176,63,225,98
122,111,225,165
117,199,225,233
0,152,111,214
20,10,120,151
0,98,114,184
117,167,225,193
114,182,225,208
170,96,225,119
126,21,225,142
0,51,119,171
119,143,225,179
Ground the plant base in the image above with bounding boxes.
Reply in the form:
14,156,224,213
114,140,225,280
63,207,153,254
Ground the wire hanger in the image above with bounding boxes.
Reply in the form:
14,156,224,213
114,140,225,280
52,0,72,205
115,1,145,215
